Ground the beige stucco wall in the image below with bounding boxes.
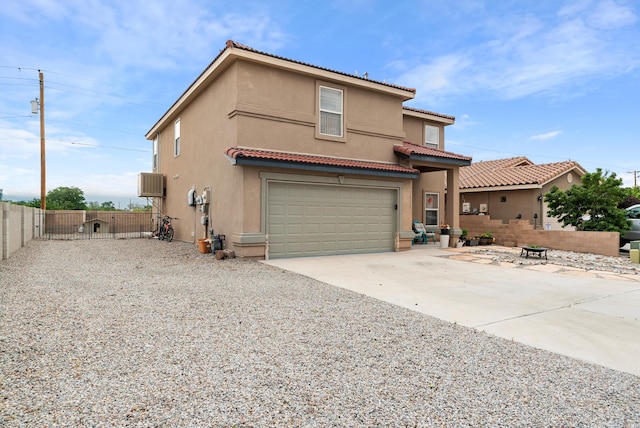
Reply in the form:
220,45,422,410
1,202,43,260
153,62,240,243
402,115,445,149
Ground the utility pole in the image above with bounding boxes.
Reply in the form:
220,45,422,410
39,71,46,210
31,71,46,210
627,170,639,188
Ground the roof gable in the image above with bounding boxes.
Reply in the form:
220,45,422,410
147,40,419,138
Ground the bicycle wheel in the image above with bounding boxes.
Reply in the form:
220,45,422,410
166,227,174,242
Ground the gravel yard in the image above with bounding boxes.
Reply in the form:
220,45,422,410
1,239,639,426
466,246,640,276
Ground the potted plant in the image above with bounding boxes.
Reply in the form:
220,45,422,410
439,223,451,248
457,228,468,248
478,231,493,245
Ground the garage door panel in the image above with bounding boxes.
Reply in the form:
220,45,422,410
268,182,396,258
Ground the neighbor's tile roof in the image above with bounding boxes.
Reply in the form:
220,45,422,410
225,147,420,175
460,157,586,189
393,142,472,162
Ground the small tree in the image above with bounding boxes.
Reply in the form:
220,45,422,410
46,186,87,210
13,198,41,208
544,168,631,234
87,201,117,211
619,186,640,209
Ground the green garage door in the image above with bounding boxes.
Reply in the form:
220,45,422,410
267,182,397,259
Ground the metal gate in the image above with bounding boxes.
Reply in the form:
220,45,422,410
38,211,156,240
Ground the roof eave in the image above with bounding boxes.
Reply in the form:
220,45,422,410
398,153,471,167
460,184,542,192
402,108,455,125
227,157,419,179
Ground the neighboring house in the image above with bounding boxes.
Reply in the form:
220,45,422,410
141,40,471,259
459,157,586,229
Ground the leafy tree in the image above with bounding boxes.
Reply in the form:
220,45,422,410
619,186,640,209
46,186,87,210
130,204,152,212
620,195,640,209
87,201,117,211
12,198,41,208
544,169,631,234
100,201,116,211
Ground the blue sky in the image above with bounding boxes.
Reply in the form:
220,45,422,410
1,0,639,206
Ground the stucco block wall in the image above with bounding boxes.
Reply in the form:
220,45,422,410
460,215,619,257
1,202,42,260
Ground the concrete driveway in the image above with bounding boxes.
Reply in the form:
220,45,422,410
263,245,640,377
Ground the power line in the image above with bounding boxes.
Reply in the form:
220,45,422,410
1,67,163,107
46,118,143,136
71,142,150,153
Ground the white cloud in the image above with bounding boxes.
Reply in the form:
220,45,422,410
397,54,473,104
394,1,639,105
2,0,289,72
530,130,562,141
450,114,476,130
587,0,637,29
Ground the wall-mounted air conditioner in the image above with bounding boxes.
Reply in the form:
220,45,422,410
462,202,471,213
479,203,488,213
138,173,164,197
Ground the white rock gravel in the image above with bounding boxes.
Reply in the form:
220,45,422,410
468,247,640,276
1,239,639,427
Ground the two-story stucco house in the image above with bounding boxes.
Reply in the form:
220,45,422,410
141,40,471,259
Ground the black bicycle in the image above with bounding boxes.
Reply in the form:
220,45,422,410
157,216,175,242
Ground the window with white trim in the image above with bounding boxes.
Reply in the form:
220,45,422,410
153,135,159,169
425,192,439,226
174,119,181,157
425,125,439,148
319,86,343,137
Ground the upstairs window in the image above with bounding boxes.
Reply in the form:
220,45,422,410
174,119,181,157
153,135,159,169
319,86,343,137
425,124,439,148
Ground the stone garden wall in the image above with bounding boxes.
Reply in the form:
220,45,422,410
460,215,620,257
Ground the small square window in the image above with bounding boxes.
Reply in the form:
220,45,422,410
425,125,439,147
500,196,507,203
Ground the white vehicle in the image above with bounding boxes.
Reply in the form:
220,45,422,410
622,204,640,243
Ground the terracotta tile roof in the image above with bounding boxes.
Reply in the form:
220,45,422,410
460,157,586,189
393,142,472,162
225,40,416,94
225,147,420,176
402,106,455,122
